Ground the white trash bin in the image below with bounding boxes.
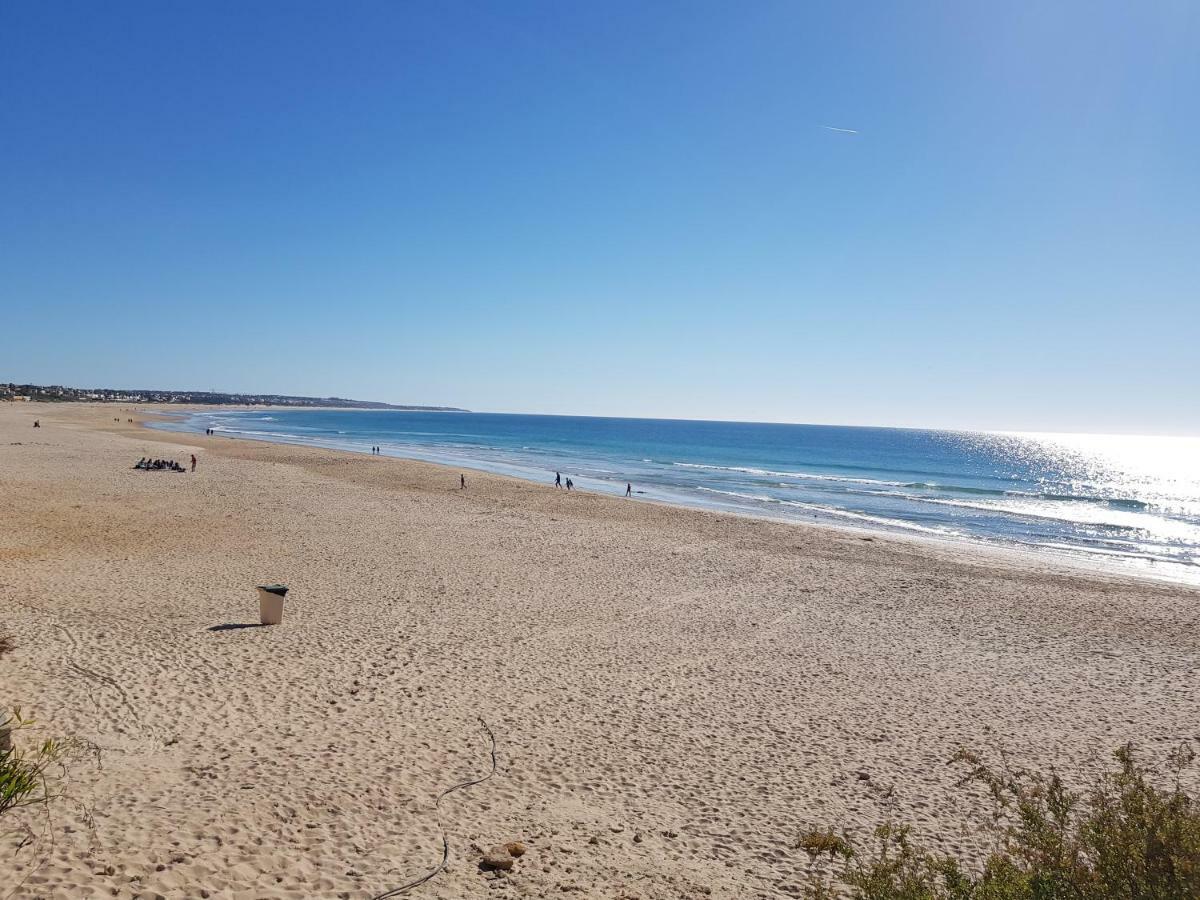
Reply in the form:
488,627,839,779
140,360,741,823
257,584,289,625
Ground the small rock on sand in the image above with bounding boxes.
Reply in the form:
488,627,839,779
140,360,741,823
480,848,515,871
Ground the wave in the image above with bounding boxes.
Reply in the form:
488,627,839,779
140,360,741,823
1032,492,1147,510
675,462,907,487
894,482,1149,510
777,500,961,536
697,487,780,503
696,482,1190,542
913,496,1200,541
210,427,308,440
849,485,1154,514
695,488,959,536
1015,539,1197,567
681,464,1154,514
903,482,1009,496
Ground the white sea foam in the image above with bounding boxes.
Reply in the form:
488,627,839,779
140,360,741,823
916,496,1200,542
675,462,906,487
775,500,961,535
697,487,780,503
696,487,960,536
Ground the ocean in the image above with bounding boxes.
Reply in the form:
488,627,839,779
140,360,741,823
152,410,1200,585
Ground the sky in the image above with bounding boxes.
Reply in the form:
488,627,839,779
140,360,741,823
2,1,1197,434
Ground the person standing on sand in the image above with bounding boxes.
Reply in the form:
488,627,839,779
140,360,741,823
626,482,632,497
555,472,562,489
190,454,197,472
565,477,572,491
460,473,466,490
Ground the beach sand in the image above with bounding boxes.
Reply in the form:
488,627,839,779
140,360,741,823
2,403,1198,899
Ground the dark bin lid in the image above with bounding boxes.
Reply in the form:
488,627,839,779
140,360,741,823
258,584,289,597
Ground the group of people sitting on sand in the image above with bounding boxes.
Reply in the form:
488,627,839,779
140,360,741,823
134,457,186,472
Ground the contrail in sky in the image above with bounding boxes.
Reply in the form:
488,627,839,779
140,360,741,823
821,125,859,134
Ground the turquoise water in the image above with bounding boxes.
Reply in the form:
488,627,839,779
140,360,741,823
153,410,1200,585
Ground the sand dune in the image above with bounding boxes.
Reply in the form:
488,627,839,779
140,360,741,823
2,404,1198,899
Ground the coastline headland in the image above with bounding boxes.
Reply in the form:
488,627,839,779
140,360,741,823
0,381,467,410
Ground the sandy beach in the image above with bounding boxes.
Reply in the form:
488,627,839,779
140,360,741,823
2,403,1198,899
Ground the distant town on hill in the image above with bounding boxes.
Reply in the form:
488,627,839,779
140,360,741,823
0,382,466,411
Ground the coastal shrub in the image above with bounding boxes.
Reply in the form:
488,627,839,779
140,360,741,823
805,742,1200,899
798,828,854,859
0,709,77,819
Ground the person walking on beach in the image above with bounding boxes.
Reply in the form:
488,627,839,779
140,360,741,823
626,482,632,497
460,473,466,490
566,477,573,491
190,454,197,472
555,472,562,489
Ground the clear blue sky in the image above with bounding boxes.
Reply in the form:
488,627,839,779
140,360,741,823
2,1,1197,433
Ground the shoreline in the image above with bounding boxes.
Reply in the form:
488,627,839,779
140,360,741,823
146,404,1199,592
4,402,1199,898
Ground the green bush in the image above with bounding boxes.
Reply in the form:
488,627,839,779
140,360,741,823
805,743,1200,899
0,709,76,819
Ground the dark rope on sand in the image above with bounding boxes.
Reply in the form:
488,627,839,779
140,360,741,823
370,717,499,899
